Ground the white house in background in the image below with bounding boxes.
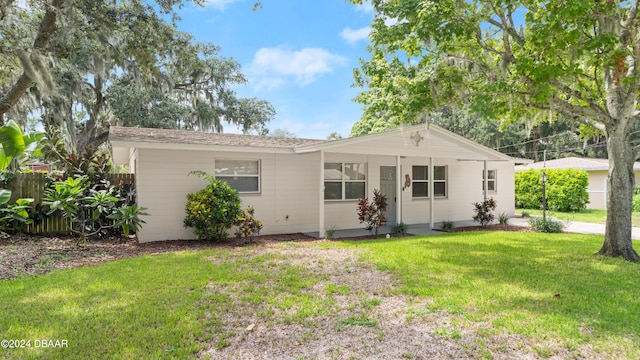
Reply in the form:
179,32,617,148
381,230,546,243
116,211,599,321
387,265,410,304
109,124,523,243
516,157,640,210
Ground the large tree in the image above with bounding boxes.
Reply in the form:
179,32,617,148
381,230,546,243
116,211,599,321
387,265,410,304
1,0,274,154
351,0,639,261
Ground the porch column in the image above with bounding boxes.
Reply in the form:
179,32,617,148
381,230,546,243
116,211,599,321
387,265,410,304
319,150,325,238
483,160,488,201
429,157,434,230
396,155,402,224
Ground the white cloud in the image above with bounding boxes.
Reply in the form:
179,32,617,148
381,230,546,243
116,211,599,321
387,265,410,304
248,46,347,90
203,0,240,10
340,26,371,44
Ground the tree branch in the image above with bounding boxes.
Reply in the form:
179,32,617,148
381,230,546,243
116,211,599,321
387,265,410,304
0,0,64,115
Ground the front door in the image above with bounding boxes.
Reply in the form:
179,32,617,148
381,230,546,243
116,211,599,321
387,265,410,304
380,166,396,224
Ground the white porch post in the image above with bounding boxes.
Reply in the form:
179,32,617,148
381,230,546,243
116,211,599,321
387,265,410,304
483,160,488,201
319,150,325,238
429,157,434,230
396,155,402,224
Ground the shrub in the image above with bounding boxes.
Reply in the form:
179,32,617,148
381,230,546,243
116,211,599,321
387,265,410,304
357,189,388,236
43,176,147,242
472,198,497,227
391,222,408,235
529,217,565,233
498,212,509,225
233,206,263,239
325,226,337,239
633,192,640,213
0,189,33,233
184,171,242,240
515,168,589,212
440,220,454,231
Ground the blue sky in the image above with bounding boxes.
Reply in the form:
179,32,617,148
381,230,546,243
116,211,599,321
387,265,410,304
175,0,374,139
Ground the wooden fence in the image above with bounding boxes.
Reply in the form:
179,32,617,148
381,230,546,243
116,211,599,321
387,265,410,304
8,173,135,235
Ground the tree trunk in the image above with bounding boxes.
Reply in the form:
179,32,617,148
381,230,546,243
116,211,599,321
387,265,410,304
598,125,639,262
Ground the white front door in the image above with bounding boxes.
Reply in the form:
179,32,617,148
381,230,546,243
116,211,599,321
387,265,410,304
380,166,396,224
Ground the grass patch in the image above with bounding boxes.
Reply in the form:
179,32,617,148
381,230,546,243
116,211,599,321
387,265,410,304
345,232,640,357
0,247,339,359
518,208,640,226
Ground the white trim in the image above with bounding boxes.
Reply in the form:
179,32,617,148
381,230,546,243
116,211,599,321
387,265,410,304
319,150,325,238
396,156,402,224
109,141,296,154
429,157,434,230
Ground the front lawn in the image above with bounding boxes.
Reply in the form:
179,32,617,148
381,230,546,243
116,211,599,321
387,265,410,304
518,208,640,226
347,232,640,358
1,232,639,358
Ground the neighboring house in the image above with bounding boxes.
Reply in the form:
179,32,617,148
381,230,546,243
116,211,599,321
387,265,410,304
516,157,640,210
109,124,522,242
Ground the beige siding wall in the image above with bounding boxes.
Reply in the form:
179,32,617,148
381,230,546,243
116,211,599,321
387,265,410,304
587,171,607,209
136,148,320,242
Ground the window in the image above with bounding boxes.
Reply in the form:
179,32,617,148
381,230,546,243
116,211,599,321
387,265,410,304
215,160,260,193
482,169,497,192
412,165,447,198
412,166,428,198
324,162,366,200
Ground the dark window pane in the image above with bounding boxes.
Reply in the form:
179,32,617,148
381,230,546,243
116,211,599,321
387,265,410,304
434,182,446,197
345,182,365,199
412,182,428,197
324,182,342,200
488,170,496,180
218,176,259,192
413,166,428,180
488,181,495,191
434,166,446,180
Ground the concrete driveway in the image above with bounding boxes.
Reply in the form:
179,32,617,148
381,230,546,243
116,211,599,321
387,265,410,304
510,216,640,240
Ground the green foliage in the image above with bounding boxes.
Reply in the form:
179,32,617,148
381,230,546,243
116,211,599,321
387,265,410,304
515,169,589,212
472,198,497,227
440,220,454,231
233,206,263,239
498,212,510,225
0,192,33,233
633,193,640,213
184,171,242,240
391,222,408,235
357,189,388,236
43,176,146,240
0,171,15,188
529,217,565,233
108,204,149,237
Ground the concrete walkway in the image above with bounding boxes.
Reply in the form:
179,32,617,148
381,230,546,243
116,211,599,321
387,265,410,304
509,216,640,240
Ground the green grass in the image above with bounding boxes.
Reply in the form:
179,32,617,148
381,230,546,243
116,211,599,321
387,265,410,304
0,248,337,359
345,232,640,357
2,233,640,358
518,208,640,226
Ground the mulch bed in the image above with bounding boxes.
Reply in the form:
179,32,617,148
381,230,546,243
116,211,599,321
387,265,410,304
0,224,529,280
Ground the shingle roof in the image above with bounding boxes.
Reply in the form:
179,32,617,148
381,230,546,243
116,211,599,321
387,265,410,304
518,156,640,171
108,126,326,149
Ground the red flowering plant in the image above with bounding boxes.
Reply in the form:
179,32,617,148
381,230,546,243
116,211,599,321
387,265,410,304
357,189,388,237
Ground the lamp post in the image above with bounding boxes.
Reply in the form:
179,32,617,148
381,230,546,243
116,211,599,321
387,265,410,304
541,171,547,223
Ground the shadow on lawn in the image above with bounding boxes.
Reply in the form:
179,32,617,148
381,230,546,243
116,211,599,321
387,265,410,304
347,232,640,343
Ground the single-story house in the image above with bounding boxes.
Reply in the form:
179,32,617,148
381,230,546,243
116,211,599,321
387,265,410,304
109,124,523,242
516,157,640,210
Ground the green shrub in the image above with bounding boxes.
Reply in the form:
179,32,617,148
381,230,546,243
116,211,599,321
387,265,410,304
515,168,589,212
184,171,242,240
498,212,509,225
633,192,640,213
529,217,565,233
472,198,497,227
391,222,408,235
440,220,454,231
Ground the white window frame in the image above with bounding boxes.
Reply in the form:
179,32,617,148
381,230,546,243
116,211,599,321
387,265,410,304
482,169,497,193
324,162,367,201
412,165,447,198
214,159,261,194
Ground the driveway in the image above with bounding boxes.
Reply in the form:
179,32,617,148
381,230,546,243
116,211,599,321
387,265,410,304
510,216,640,240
